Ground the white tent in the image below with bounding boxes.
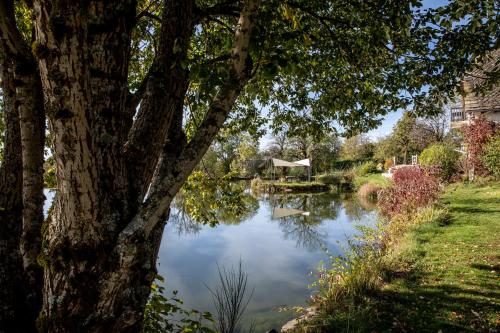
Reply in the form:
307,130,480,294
294,159,311,167
270,158,311,181
271,158,303,167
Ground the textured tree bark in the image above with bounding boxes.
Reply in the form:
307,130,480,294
125,0,195,202
0,0,45,330
26,0,259,331
32,1,140,331
17,48,46,327
0,56,31,333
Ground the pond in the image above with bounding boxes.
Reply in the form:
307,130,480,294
158,189,377,331
43,188,378,331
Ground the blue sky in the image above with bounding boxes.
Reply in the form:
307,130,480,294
365,109,404,140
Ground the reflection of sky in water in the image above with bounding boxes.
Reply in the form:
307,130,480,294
158,193,377,330
42,189,376,330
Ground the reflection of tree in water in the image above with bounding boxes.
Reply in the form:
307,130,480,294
270,192,376,250
169,209,203,235
341,193,377,221
278,215,327,250
169,179,259,235
270,193,343,250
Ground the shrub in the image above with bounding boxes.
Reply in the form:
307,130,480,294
419,143,460,181
316,172,342,185
357,182,381,200
354,161,377,176
461,118,496,176
384,158,394,171
481,135,500,178
378,166,440,217
311,244,383,315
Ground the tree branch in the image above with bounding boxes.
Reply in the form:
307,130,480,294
124,0,260,238
137,11,162,23
136,0,162,22
124,0,196,203
126,64,153,115
195,0,242,22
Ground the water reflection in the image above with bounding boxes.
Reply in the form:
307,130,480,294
41,186,376,330
160,186,378,330
170,189,372,252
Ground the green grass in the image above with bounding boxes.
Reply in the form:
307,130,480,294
307,182,500,333
366,182,500,332
353,172,391,189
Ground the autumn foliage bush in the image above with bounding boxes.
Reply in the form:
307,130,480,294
378,166,440,217
461,118,497,176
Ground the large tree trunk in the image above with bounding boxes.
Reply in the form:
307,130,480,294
27,0,258,331
32,1,141,331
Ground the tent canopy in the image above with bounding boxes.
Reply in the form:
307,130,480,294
271,158,310,168
294,159,310,167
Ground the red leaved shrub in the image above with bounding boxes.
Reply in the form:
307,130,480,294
461,118,497,176
378,166,440,217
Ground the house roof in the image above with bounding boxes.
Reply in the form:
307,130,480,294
463,49,500,113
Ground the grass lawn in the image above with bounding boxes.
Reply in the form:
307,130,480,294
370,182,500,332
353,172,391,189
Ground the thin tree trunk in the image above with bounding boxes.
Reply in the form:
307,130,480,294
17,48,46,326
0,1,45,330
0,54,34,333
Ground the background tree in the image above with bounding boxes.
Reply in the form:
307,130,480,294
310,133,341,173
230,133,261,178
289,135,314,160
391,112,420,164
266,128,290,159
373,135,400,162
410,112,450,152
339,134,375,161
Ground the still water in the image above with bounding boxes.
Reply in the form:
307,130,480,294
43,189,377,330
158,190,377,330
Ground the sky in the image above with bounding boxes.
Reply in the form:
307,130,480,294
365,109,404,140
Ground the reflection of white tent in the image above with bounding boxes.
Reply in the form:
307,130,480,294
272,207,310,219
270,158,311,181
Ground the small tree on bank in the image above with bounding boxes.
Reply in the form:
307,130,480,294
462,118,497,176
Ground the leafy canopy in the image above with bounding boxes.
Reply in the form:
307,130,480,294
129,0,499,140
